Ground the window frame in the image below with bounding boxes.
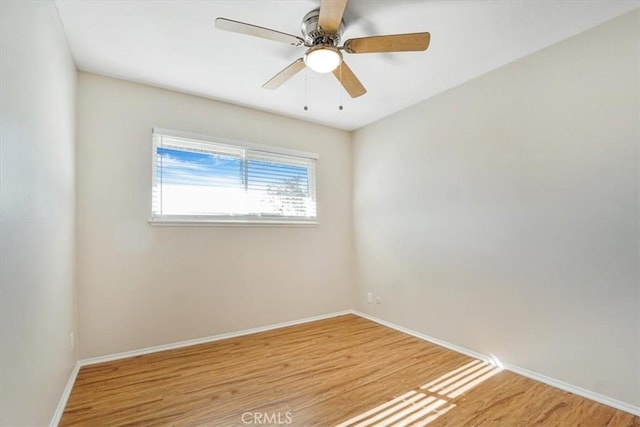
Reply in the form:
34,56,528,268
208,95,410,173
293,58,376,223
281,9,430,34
149,127,319,227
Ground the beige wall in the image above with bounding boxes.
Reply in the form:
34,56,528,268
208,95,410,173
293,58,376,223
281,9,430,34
76,73,354,358
0,1,78,425
352,10,639,407
2,4,636,423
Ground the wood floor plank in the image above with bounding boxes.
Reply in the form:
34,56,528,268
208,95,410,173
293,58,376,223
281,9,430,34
61,314,639,426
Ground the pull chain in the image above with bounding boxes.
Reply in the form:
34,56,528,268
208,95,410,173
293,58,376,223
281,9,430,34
338,63,344,111
304,68,309,111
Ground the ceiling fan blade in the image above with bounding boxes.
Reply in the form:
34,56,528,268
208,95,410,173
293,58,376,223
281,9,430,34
262,58,306,90
318,0,348,33
332,61,366,98
215,18,304,46
344,32,431,54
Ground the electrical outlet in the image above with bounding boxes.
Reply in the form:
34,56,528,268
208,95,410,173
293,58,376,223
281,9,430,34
367,292,373,304
70,332,75,351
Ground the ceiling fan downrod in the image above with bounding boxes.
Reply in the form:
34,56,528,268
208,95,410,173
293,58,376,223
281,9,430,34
301,8,344,47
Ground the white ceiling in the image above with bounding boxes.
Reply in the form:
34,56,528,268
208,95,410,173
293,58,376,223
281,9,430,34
55,0,638,131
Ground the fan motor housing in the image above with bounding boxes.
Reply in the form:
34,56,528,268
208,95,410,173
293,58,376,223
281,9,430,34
301,8,344,46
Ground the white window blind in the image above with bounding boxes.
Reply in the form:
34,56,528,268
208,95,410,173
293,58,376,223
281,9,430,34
151,129,317,224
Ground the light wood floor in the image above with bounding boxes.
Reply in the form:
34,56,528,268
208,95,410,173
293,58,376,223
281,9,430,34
61,314,638,426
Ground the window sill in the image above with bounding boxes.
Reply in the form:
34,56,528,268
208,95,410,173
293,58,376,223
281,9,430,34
148,218,319,227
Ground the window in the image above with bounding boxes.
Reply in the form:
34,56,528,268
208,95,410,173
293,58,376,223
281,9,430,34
151,128,318,225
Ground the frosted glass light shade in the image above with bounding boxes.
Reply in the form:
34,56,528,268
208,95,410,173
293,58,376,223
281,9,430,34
304,47,342,73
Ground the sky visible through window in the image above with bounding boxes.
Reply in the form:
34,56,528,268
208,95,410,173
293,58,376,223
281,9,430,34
158,147,244,187
155,147,314,218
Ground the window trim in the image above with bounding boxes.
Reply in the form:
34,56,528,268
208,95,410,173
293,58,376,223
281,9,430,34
149,128,319,227
153,127,319,160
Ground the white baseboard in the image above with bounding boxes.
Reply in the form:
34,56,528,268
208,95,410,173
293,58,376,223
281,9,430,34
50,310,353,426
503,363,640,417
353,310,495,365
352,310,640,417
50,360,80,427
52,308,639,424
80,310,353,366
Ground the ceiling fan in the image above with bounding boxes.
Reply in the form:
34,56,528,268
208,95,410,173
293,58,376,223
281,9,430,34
215,0,431,98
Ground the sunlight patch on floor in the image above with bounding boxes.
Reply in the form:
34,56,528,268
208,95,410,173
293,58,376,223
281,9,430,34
335,359,502,427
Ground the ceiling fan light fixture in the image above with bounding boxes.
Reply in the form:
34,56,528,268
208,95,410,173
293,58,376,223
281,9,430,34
304,46,342,73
